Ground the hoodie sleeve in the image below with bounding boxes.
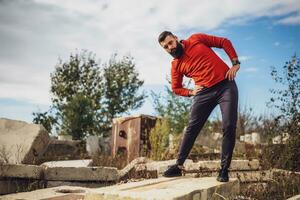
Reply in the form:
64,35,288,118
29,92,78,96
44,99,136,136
190,33,238,60
171,62,190,97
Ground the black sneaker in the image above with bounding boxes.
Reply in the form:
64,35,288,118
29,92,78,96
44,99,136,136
216,169,229,182
163,164,183,177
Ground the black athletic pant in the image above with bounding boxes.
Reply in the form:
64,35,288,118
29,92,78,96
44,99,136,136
176,79,238,170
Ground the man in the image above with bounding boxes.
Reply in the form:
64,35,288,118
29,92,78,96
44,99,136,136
158,31,240,182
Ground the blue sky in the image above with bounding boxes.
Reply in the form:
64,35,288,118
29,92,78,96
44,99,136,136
0,0,300,123
134,17,300,119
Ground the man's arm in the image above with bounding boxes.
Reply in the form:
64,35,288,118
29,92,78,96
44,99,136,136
171,62,205,97
191,33,240,80
225,60,240,80
171,66,190,97
191,33,238,63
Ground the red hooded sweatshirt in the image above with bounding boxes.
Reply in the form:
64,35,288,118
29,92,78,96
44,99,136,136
171,33,238,97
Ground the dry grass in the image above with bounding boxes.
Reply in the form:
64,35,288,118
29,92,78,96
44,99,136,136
91,151,127,170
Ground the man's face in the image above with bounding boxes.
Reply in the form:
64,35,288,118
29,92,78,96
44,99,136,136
160,35,184,59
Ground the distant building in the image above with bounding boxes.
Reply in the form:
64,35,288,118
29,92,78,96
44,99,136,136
240,135,245,142
212,132,222,140
58,134,72,141
244,133,252,143
239,132,261,144
251,132,261,144
272,132,290,144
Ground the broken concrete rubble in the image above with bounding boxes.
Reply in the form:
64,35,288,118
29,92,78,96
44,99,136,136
0,177,240,200
39,139,87,163
0,157,268,195
141,158,260,175
0,118,50,164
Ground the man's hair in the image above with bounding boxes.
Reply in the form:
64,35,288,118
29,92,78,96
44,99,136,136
158,31,174,43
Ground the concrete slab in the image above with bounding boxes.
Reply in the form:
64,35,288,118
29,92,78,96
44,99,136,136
0,186,91,200
0,163,43,179
143,159,260,175
0,180,18,195
287,194,300,200
0,177,239,200
0,178,44,195
0,118,50,164
189,170,272,183
94,176,239,200
144,159,194,175
184,159,260,172
41,160,93,168
46,180,114,188
44,166,119,181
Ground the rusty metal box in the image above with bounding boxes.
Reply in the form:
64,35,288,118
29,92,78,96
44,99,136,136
111,114,157,163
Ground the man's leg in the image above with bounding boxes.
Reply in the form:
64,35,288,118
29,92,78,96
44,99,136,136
176,95,217,165
217,80,238,181
163,90,217,177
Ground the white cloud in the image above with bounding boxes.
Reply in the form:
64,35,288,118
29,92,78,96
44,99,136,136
244,36,254,41
0,0,299,105
277,12,300,25
239,56,252,61
244,67,259,72
274,41,280,46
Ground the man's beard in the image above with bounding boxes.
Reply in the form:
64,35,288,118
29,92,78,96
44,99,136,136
170,41,184,59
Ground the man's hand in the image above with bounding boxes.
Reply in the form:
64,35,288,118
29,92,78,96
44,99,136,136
189,85,204,96
225,64,240,81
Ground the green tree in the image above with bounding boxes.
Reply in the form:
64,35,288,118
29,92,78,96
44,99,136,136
32,108,57,134
149,118,170,160
266,54,300,171
33,50,145,139
59,93,96,140
101,54,146,133
151,79,192,136
49,50,103,138
269,54,300,136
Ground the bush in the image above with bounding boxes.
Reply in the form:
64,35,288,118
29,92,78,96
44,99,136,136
260,134,300,171
149,118,170,161
91,150,127,170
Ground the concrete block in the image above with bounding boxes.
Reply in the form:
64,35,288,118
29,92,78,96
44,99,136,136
0,118,50,164
141,159,260,176
287,194,300,200
86,136,100,156
44,166,119,181
186,170,272,183
272,168,300,178
41,160,93,168
184,159,260,172
0,163,43,179
0,180,18,195
46,180,115,188
145,159,194,174
0,178,44,195
118,157,148,178
230,159,260,170
233,170,272,183
39,139,86,163
0,185,91,200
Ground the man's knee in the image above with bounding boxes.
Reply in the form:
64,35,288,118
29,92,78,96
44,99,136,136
222,124,236,136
